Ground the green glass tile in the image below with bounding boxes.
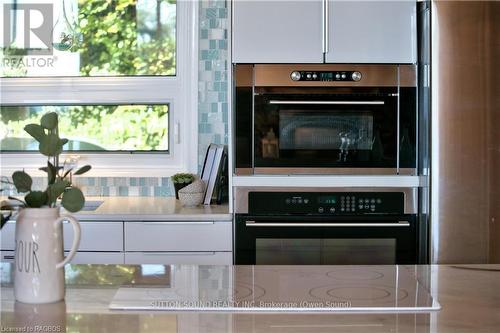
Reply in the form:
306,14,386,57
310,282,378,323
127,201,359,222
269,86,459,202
161,177,170,187
206,8,217,19
118,186,129,196
140,187,150,196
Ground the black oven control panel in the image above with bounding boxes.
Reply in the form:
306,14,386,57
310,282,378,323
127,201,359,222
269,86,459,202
248,192,405,215
290,70,362,82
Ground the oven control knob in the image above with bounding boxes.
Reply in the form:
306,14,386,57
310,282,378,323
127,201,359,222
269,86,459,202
318,207,324,213
290,71,301,81
351,71,362,81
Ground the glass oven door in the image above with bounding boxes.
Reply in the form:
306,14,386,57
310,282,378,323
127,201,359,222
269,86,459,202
254,87,401,173
234,215,418,265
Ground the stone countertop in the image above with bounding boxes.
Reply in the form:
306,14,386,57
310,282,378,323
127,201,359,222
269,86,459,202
74,197,231,221
2,196,231,221
1,264,500,332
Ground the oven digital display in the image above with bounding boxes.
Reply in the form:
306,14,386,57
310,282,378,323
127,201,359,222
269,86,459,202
320,72,334,80
318,196,337,204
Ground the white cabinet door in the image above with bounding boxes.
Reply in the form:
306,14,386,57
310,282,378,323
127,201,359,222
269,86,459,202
125,252,232,265
232,0,324,63
326,0,417,63
66,252,124,264
2,250,124,264
125,221,232,252
63,221,123,252
2,220,124,252
0,221,15,250
1,250,15,263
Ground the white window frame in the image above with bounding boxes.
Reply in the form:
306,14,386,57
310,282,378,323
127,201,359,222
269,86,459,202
0,1,198,177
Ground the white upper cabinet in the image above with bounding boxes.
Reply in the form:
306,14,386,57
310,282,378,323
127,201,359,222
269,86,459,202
232,0,324,63
326,0,416,63
231,0,416,64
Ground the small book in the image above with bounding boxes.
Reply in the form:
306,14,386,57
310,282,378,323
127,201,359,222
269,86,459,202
215,149,228,204
201,144,217,185
203,144,224,205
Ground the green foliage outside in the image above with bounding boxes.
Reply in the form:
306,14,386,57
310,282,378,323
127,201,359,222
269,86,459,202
1,105,169,151
0,0,176,151
77,0,176,76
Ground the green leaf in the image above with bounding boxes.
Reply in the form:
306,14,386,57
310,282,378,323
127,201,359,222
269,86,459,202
1,211,13,229
40,166,63,173
73,165,91,175
40,112,58,130
25,191,48,208
24,124,46,142
63,168,73,178
61,188,85,213
7,196,27,207
39,134,63,156
47,161,57,185
12,171,32,193
47,179,70,204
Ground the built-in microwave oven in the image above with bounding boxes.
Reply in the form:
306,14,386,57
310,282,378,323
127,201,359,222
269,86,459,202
234,64,417,175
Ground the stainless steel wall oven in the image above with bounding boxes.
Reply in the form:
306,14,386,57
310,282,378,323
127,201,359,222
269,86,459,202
234,187,421,265
234,64,417,175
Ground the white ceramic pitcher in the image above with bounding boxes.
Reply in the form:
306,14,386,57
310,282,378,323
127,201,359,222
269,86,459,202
14,207,81,304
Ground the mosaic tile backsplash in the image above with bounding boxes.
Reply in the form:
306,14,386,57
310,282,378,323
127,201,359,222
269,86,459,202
2,176,176,198
198,0,229,167
2,1,229,198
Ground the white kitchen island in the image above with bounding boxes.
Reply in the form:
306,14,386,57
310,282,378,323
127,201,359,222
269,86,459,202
1,264,499,332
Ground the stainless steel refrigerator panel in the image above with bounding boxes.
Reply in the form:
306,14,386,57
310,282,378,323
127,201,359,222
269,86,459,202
431,0,500,263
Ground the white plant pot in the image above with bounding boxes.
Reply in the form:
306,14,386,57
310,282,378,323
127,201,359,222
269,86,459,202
14,207,81,304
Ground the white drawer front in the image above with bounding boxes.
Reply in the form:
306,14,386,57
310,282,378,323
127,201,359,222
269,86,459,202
125,221,232,252
1,221,123,252
1,250,15,263
63,221,123,252
0,222,15,250
66,252,124,264
2,250,124,264
124,252,232,265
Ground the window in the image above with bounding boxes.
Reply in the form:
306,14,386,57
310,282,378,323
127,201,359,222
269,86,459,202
1,0,177,77
1,104,169,152
0,0,198,176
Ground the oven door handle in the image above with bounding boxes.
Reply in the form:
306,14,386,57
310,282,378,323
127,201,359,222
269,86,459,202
245,221,410,227
268,100,385,106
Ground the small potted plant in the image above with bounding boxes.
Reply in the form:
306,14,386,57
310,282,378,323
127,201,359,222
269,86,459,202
171,173,195,199
1,112,91,304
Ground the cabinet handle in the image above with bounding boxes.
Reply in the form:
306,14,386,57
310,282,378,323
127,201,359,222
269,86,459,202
322,0,326,53
3,255,15,260
324,0,329,54
245,221,410,227
269,100,385,106
141,221,215,225
141,252,217,256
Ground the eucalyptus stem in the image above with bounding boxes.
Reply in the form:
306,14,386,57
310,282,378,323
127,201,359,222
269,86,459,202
3,112,89,213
